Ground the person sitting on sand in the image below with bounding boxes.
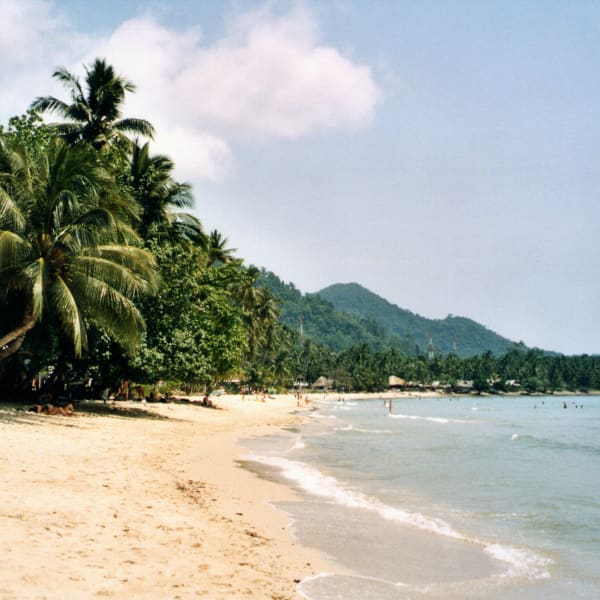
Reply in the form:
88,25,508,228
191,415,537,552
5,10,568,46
29,403,74,416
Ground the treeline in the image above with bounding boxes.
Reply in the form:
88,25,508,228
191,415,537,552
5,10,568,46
281,344,600,394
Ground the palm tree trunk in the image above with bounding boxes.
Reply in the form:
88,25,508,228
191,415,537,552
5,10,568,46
0,298,36,362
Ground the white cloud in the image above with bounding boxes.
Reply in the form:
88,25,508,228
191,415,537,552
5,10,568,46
103,8,380,136
157,128,233,183
99,6,380,178
1,1,380,181
0,0,63,69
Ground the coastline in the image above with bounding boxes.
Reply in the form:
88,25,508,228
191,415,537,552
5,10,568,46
2,390,597,599
0,395,339,599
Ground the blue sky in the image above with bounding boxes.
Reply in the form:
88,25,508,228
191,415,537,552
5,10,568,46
2,0,599,354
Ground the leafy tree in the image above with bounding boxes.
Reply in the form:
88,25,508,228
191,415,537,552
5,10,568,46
31,58,154,150
134,241,247,389
0,110,52,157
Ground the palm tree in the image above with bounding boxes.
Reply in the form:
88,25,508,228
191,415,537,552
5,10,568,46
233,268,279,361
128,141,206,246
0,135,157,361
31,58,154,150
207,229,236,265
255,287,281,355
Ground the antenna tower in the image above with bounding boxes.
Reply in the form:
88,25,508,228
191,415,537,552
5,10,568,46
428,331,435,360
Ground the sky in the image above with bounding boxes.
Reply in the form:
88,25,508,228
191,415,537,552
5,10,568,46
1,0,599,355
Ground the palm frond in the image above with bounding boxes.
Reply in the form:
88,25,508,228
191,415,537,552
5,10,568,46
0,231,32,269
70,272,145,349
170,213,208,248
0,187,26,230
48,274,85,356
51,122,83,141
95,244,158,292
74,253,157,298
30,96,70,117
115,118,155,139
22,257,45,321
167,182,193,209
52,67,86,104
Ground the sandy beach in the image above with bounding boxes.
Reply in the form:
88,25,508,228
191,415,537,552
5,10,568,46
0,394,340,600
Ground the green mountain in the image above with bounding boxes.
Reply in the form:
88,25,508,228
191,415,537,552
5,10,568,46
258,272,518,356
257,271,412,352
318,282,518,357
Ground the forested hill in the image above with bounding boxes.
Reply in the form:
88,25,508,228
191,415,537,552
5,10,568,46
318,282,518,357
257,271,413,353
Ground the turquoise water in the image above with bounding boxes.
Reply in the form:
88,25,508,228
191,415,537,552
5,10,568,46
242,395,600,598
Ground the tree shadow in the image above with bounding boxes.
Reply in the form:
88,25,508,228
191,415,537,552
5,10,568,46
0,400,173,425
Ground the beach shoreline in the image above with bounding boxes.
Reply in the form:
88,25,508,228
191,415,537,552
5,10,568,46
2,390,598,599
0,394,342,600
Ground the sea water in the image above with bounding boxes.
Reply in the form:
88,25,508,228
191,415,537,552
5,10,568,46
241,395,600,599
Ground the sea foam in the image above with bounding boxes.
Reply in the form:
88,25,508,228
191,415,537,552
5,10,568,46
387,413,473,424
243,453,552,581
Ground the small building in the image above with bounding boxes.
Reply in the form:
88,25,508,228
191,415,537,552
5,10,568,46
388,376,406,390
455,380,474,393
312,376,333,390
505,379,521,391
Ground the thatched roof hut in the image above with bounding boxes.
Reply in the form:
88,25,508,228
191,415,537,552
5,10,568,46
388,375,406,389
312,376,333,389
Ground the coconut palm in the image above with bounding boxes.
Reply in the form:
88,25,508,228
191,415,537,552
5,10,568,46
255,287,281,354
207,229,236,265
0,135,157,361
233,268,279,361
31,58,154,150
128,141,206,246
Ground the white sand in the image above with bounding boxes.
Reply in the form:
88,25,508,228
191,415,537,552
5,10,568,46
0,395,338,599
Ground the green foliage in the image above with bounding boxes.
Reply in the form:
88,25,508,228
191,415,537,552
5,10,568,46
133,242,247,388
0,110,52,158
0,134,157,361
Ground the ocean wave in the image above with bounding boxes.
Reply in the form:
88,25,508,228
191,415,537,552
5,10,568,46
335,424,392,434
387,413,473,424
242,453,464,539
510,434,600,455
243,453,552,581
485,543,552,580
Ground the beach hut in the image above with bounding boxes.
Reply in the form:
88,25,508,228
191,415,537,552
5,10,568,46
388,376,406,390
312,376,333,390
455,380,474,393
